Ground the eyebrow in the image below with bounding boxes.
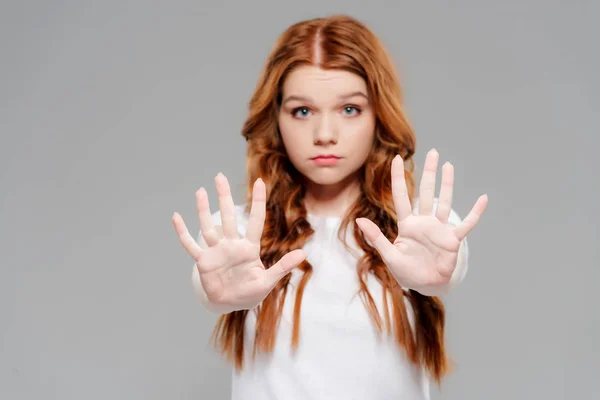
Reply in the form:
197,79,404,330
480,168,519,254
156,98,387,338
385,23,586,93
281,91,368,106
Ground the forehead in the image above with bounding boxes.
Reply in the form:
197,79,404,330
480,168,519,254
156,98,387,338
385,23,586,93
281,65,368,99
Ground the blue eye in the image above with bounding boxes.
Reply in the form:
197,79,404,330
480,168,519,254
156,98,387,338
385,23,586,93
292,107,311,118
342,106,360,116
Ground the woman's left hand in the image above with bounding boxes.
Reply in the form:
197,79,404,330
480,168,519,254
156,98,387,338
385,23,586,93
356,149,488,293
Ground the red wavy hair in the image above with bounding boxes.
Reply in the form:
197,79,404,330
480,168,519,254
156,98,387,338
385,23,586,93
211,14,451,383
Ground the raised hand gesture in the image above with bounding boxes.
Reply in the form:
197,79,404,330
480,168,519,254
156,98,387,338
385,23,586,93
172,173,306,313
356,149,488,295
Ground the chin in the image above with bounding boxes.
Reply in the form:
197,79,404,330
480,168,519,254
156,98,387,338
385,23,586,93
302,169,355,186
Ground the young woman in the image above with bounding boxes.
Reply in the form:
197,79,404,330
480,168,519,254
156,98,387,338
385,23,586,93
173,14,488,400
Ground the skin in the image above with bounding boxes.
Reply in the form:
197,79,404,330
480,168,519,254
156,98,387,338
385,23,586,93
277,66,376,217
172,66,489,311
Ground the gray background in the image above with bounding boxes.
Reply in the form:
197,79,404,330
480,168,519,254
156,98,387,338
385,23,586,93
1,1,598,399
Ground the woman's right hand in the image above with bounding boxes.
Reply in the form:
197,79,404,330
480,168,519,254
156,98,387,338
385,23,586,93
172,173,306,313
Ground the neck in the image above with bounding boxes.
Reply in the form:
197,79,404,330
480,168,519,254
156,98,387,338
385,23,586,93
303,172,361,218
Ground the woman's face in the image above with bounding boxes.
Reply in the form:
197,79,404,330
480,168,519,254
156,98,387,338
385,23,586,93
277,65,376,188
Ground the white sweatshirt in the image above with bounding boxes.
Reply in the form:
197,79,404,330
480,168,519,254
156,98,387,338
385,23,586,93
194,198,468,400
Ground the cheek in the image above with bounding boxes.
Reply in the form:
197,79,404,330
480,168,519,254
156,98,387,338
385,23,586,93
341,118,375,150
278,118,307,160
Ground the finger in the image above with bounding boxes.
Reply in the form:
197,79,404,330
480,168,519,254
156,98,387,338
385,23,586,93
215,173,239,239
197,226,224,250
355,217,401,266
264,249,306,290
453,194,488,241
435,162,454,224
391,155,412,222
245,178,266,245
418,149,439,216
196,187,220,246
172,212,202,262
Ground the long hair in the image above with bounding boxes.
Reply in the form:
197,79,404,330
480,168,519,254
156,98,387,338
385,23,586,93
212,14,450,383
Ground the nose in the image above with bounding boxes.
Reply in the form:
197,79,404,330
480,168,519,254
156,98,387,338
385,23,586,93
313,114,338,145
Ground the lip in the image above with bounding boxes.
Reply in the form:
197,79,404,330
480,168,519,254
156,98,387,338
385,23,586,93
311,154,341,166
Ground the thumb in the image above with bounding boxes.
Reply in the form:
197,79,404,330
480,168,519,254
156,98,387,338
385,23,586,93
355,218,398,265
264,249,306,289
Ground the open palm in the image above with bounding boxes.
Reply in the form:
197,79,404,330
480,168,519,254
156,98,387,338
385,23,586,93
356,149,488,293
172,174,306,312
